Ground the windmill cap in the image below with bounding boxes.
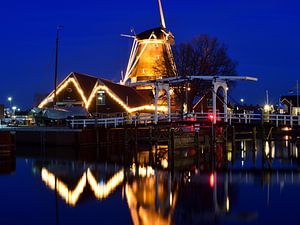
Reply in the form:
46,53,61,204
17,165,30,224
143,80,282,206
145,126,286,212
136,27,166,40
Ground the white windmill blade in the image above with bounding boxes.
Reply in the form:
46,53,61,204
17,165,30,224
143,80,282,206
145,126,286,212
120,34,136,39
158,0,166,29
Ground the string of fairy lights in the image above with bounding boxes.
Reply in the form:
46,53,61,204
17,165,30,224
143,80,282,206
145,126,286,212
38,76,168,113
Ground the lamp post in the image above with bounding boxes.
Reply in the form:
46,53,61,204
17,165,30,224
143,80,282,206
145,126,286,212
297,80,299,108
7,97,12,108
183,82,191,114
12,106,17,117
208,113,215,169
240,99,245,114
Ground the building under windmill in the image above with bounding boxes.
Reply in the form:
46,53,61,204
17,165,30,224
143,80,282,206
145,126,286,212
38,0,178,118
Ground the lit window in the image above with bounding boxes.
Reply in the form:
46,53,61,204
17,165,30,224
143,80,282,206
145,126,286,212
97,91,106,105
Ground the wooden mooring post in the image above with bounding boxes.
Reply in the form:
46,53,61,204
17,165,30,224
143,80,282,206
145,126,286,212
168,128,174,173
252,126,257,151
232,126,236,163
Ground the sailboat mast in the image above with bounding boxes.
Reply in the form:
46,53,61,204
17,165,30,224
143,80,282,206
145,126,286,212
54,29,59,106
54,26,63,106
297,80,299,108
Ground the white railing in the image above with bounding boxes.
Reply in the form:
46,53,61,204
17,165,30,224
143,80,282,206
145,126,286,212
67,113,300,128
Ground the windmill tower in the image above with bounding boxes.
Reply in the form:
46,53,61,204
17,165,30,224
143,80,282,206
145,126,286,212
121,0,176,88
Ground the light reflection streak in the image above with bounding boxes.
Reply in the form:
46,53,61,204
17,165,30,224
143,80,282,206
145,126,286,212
41,167,124,206
264,141,275,159
131,164,155,177
87,168,124,199
41,164,158,206
41,168,86,206
125,176,177,225
226,197,230,212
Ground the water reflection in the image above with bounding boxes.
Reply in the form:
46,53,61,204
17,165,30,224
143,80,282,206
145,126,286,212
0,144,15,174
126,170,177,225
2,135,300,225
36,159,178,224
34,160,300,224
39,164,125,206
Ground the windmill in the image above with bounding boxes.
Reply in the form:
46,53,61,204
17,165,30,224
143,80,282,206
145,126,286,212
120,0,177,88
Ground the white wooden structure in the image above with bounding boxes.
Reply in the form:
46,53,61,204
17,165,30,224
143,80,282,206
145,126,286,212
130,75,258,124
67,112,300,128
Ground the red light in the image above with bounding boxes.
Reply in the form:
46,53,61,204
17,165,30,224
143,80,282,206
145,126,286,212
209,172,215,188
208,113,214,121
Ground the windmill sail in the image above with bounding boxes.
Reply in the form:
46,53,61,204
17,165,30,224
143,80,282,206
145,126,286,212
120,0,176,86
158,0,166,29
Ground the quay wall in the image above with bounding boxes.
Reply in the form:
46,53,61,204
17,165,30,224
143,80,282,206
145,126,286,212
2,123,300,147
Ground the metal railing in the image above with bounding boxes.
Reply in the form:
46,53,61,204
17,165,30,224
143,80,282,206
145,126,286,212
67,112,300,128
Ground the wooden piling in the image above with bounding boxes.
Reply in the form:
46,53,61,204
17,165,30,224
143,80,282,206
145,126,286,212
168,128,174,173
252,126,257,151
230,126,236,164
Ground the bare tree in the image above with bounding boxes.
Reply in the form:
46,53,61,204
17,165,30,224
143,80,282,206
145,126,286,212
153,34,237,112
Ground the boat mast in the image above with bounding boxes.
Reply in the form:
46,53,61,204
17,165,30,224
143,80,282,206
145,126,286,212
54,26,63,107
297,80,299,108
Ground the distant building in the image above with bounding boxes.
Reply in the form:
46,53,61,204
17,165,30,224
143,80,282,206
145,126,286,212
0,104,4,119
281,95,300,115
234,104,261,114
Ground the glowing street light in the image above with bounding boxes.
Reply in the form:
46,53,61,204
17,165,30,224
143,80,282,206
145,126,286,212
11,106,17,118
208,113,216,169
240,98,244,103
7,96,12,108
208,113,215,122
209,172,216,188
264,104,272,113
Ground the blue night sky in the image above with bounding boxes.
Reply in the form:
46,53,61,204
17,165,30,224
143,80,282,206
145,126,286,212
0,0,299,109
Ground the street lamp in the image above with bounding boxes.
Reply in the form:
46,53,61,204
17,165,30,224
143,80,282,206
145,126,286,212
240,98,244,103
7,97,12,108
264,104,272,113
12,106,17,116
184,83,191,113
208,113,215,169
